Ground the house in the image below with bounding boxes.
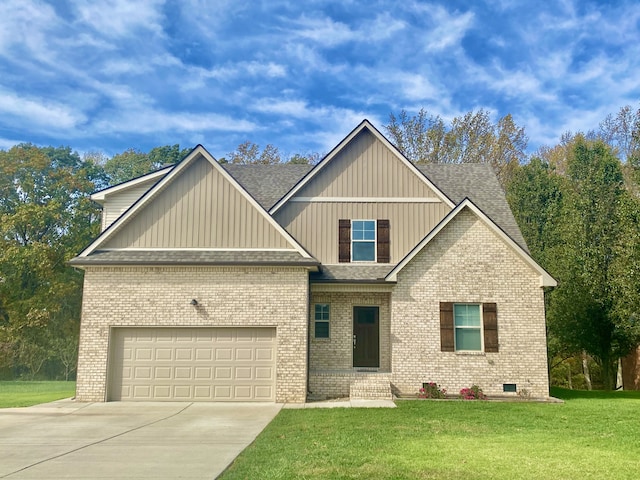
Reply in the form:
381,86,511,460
70,120,556,403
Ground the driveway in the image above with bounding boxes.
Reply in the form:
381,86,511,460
0,399,282,479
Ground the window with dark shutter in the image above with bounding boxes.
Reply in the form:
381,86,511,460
377,219,390,263
338,219,351,263
483,302,499,352
440,302,455,352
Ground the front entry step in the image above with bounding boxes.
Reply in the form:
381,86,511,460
349,374,392,400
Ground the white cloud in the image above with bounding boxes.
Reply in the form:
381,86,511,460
71,0,165,38
425,8,474,51
291,15,356,47
0,88,86,130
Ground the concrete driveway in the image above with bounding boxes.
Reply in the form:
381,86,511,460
0,399,282,479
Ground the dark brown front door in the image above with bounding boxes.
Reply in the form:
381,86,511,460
353,306,379,367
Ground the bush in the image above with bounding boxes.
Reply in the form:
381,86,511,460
459,385,487,400
418,382,447,399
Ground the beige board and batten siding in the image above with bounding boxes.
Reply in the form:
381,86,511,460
100,180,159,232
274,130,451,264
102,155,292,249
277,202,449,265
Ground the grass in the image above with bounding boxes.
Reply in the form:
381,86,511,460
0,381,76,408
221,388,640,480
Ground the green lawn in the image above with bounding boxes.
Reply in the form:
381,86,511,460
221,388,640,480
0,381,76,408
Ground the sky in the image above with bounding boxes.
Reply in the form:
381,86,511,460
0,0,639,160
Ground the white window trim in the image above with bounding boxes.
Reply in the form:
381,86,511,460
453,303,484,352
351,219,377,263
314,303,330,339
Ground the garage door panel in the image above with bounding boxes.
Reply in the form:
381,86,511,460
155,367,172,379
255,386,273,399
194,367,212,379
215,348,233,360
235,348,253,361
175,349,192,360
155,349,172,360
109,327,276,401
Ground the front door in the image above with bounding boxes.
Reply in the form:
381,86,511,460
353,306,379,368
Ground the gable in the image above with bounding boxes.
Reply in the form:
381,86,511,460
77,147,311,258
292,129,441,199
386,199,556,287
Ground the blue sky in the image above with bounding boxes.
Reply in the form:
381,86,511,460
0,0,639,160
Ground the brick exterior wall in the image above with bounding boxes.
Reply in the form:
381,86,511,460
76,266,309,403
391,209,550,398
309,291,391,373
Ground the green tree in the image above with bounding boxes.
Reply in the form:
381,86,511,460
0,144,103,378
546,137,640,388
104,145,189,185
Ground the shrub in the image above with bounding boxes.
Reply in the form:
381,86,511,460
418,382,447,399
459,385,487,400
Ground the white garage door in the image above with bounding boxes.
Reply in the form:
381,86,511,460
108,327,276,401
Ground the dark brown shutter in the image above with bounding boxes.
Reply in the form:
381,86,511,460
338,219,351,263
483,303,499,353
440,302,454,352
377,219,390,263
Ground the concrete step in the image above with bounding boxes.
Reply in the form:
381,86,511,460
349,375,392,400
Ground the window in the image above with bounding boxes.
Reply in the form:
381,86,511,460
454,304,482,351
439,302,498,353
351,220,376,261
338,219,390,263
314,304,330,338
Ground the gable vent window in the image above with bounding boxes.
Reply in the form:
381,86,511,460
339,219,390,263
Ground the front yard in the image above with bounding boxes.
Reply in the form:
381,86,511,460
221,388,640,479
0,381,76,408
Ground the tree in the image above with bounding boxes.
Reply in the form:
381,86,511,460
287,152,322,164
599,104,640,163
546,137,640,388
385,109,448,164
103,145,189,185
0,144,103,379
384,109,528,186
228,141,281,164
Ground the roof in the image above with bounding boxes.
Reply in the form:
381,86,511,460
311,265,394,283
417,164,528,252
69,250,319,267
223,164,313,210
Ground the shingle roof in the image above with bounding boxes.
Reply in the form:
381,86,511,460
311,265,394,283
70,250,319,267
223,164,313,210
417,164,528,251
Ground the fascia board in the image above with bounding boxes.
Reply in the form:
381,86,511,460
90,166,172,201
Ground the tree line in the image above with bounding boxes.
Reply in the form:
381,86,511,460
1,105,639,388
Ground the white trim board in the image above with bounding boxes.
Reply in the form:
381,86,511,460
290,197,442,203
91,166,173,202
